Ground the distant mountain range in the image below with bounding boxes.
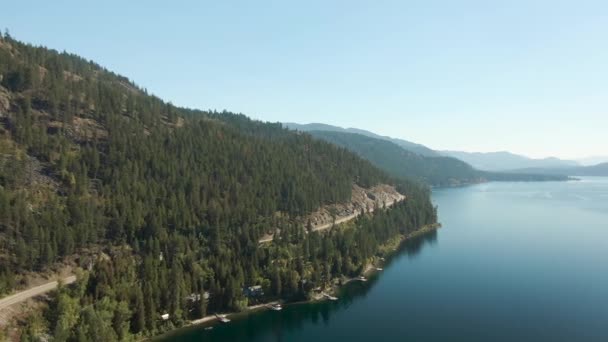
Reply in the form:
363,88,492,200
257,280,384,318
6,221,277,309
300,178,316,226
440,151,580,171
285,122,607,179
508,163,608,177
285,125,569,186
577,156,608,166
304,130,480,186
284,123,439,157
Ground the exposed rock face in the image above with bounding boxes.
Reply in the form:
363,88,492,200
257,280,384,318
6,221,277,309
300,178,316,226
306,184,406,229
258,184,406,243
0,86,10,117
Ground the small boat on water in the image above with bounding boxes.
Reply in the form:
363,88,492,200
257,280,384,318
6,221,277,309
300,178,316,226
376,267,383,271
204,327,213,331
215,314,231,323
268,303,283,311
357,276,368,282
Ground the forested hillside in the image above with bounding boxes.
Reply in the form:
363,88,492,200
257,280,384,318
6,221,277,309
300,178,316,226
284,122,440,157
306,131,569,186
0,33,437,340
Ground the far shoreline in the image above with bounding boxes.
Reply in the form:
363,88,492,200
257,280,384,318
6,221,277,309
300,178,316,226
430,176,580,191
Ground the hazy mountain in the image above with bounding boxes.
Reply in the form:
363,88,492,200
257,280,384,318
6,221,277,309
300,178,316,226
306,130,569,186
284,123,590,175
284,122,439,157
441,150,580,171
510,163,608,177
577,156,608,166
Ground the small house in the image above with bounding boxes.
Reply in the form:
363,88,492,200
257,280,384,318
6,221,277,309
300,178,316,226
244,285,264,297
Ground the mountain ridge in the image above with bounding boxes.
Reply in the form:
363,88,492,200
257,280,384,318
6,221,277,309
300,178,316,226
284,122,439,157
303,130,569,186
508,163,608,177
440,150,581,171
284,122,600,173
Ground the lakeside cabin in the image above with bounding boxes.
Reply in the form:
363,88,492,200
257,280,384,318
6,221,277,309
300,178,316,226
186,292,210,302
244,285,264,297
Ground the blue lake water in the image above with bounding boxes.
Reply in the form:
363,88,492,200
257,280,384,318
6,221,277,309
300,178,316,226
161,177,608,341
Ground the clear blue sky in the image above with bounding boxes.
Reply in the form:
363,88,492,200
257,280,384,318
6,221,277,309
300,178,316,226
2,0,607,159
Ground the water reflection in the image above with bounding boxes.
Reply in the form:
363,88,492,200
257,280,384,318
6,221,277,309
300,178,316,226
160,228,439,341
397,229,438,259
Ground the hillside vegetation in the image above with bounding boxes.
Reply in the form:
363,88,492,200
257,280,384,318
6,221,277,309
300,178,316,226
285,122,439,157
305,131,569,186
0,34,437,340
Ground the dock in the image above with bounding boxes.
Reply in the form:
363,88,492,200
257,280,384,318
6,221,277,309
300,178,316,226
267,303,283,311
323,293,338,301
215,314,231,323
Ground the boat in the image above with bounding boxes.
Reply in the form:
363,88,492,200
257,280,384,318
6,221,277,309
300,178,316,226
357,276,368,282
204,327,214,331
376,267,383,271
215,314,231,323
268,303,283,311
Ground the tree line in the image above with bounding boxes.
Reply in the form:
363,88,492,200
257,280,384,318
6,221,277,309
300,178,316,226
0,32,437,340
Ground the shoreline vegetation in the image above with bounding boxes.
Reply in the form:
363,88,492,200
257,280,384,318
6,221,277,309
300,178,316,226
0,35,438,341
159,222,442,339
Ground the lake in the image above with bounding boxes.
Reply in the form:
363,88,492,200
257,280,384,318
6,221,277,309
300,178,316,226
160,177,608,341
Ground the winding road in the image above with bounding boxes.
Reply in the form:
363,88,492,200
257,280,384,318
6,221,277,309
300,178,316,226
259,196,405,243
0,275,76,311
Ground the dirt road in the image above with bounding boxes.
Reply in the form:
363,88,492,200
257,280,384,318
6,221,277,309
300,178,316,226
310,197,403,232
259,196,405,243
0,275,77,311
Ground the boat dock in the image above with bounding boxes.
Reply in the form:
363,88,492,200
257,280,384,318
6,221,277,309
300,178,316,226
215,314,231,323
267,303,283,311
323,293,338,301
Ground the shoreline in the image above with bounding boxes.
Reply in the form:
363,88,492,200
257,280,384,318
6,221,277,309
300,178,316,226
157,222,442,339
429,176,577,190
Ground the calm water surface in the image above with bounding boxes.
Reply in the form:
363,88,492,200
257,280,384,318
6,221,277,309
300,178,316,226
161,177,608,341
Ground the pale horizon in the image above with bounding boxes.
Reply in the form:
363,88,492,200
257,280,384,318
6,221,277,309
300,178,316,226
283,120,606,162
1,0,606,160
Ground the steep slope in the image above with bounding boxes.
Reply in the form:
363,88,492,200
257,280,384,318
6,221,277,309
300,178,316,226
0,34,438,340
284,122,439,157
441,150,580,171
306,130,480,186
306,131,569,186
